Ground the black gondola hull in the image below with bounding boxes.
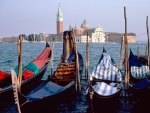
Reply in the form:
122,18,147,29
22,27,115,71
0,62,49,102
128,83,150,100
20,81,76,113
88,88,121,113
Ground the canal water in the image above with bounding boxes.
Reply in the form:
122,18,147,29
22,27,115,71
0,42,149,113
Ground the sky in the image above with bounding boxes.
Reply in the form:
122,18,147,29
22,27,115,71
0,0,150,41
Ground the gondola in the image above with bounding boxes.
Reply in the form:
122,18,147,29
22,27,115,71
128,49,150,98
11,31,83,113
88,48,122,104
0,42,51,98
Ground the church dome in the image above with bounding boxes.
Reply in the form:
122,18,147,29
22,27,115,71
81,20,89,29
74,27,84,35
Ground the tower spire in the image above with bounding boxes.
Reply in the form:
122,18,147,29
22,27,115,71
57,3,63,34
58,2,61,13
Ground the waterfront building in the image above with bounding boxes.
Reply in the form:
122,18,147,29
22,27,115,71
80,35,91,43
73,20,105,43
84,26,105,43
125,33,136,43
106,32,136,43
39,33,46,42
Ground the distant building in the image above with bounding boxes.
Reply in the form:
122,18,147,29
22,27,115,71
46,4,64,42
83,26,105,43
73,20,89,36
2,36,17,42
45,34,62,42
57,5,63,34
81,20,89,29
123,33,136,43
0,38,2,42
106,32,136,43
80,35,90,43
71,20,106,43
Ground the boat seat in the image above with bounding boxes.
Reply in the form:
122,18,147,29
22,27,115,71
55,70,74,73
54,72,74,76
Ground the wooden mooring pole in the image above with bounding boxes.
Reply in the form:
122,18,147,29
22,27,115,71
85,32,89,79
145,45,147,57
15,36,22,113
137,47,139,58
72,30,81,93
85,33,94,113
124,7,129,93
51,37,54,75
146,16,150,67
119,37,123,70
17,36,22,92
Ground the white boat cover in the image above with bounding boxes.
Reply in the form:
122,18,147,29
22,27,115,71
131,66,150,79
91,52,122,82
93,82,118,96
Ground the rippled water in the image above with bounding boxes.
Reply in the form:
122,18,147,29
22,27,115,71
0,42,148,113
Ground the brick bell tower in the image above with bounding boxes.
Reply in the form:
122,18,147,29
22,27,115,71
57,4,63,34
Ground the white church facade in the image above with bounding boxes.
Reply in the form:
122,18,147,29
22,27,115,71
80,26,105,43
